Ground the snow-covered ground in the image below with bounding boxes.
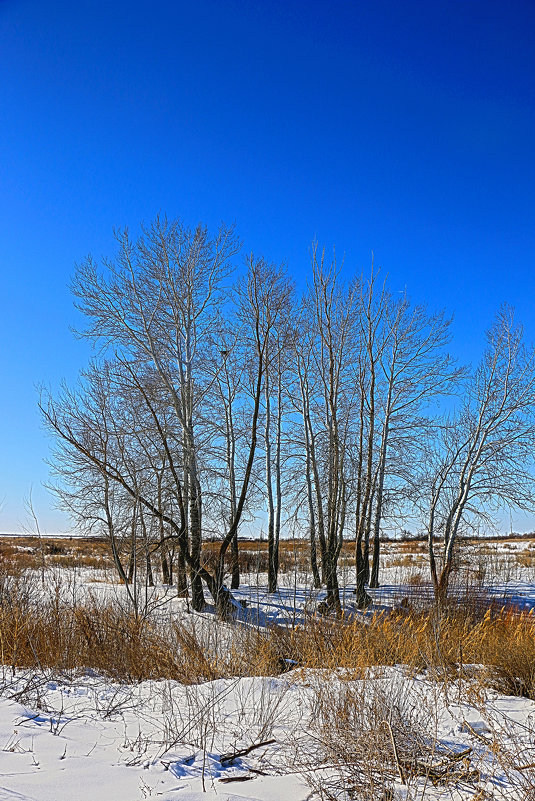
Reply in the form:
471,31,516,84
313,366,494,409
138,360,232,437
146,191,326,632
0,670,308,801
50,564,535,627
1,666,535,800
3,539,535,799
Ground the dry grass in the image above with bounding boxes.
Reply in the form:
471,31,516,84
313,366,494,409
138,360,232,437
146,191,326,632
4,533,534,588
202,537,363,575
0,537,113,575
2,533,535,698
389,554,418,568
2,565,535,699
397,540,427,554
0,577,222,683
475,608,535,697
237,605,535,701
1,536,327,578
516,552,535,568
305,676,481,800
201,538,324,574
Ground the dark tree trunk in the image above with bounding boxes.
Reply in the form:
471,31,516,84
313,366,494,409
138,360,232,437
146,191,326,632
370,531,381,588
127,551,135,584
230,531,240,589
176,546,189,597
310,526,321,589
161,552,172,585
146,551,154,587
355,541,372,609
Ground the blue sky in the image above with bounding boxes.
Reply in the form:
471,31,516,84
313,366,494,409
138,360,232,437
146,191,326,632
1,0,534,531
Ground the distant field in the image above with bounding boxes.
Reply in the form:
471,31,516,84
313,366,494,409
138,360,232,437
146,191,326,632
2,533,535,588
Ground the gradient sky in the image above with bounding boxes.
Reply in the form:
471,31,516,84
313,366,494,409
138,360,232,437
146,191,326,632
1,0,534,532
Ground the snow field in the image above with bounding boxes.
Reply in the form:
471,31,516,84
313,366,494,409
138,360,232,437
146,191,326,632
1,664,535,800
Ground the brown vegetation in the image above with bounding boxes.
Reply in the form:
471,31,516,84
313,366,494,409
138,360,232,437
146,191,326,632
2,564,535,699
0,537,113,574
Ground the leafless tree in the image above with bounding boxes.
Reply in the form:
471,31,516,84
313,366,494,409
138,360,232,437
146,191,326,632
261,276,294,592
41,216,532,621
209,254,292,605
41,220,283,618
367,291,460,587
294,334,323,589
206,325,246,589
425,306,535,601
301,246,360,613
66,217,240,610
351,270,387,607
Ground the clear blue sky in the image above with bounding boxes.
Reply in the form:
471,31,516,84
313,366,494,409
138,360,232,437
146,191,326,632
1,0,534,531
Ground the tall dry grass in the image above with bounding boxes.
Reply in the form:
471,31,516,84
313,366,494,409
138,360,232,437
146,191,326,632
1,565,535,696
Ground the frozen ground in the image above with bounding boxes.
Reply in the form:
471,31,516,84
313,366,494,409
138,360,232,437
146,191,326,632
1,666,535,800
2,538,535,799
52,565,535,629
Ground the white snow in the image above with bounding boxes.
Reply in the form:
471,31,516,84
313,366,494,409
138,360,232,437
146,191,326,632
1,662,535,800
3,543,535,799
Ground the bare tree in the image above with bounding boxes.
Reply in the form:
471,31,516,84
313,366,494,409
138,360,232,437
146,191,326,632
368,291,460,587
211,254,293,604
294,336,323,589
304,246,360,613
352,270,387,607
262,277,294,593
425,306,535,601
43,215,524,620
69,217,240,610
42,225,289,619
207,326,245,589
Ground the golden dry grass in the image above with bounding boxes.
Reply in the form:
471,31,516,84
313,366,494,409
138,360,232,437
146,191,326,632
0,537,113,574
2,565,535,696
389,554,418,568
515,552,535,568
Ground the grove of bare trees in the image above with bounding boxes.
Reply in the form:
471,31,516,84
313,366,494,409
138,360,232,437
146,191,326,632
40,217,535,615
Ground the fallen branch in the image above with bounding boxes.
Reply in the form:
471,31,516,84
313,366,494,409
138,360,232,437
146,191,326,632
220,738,276,764
447,747,472,762
461,720,492,745
382,720,406,785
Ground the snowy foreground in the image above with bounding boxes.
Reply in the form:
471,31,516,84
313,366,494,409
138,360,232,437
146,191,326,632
1,665,535,801
3,545,535,800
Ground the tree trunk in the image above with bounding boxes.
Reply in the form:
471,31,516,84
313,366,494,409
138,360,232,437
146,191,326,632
187,427,206,611
161,551,171,585
265,372,277,593
355,540,372,609
176,546,189,597
370,532,381,589
230,531,240,589
273,361,283,585
323,552,342,615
